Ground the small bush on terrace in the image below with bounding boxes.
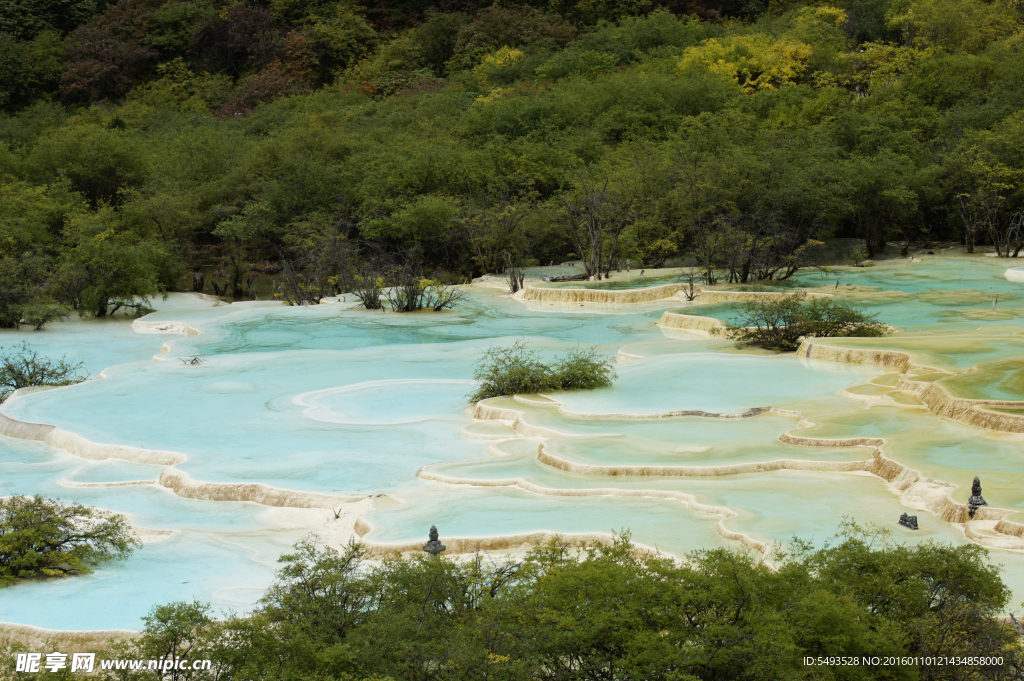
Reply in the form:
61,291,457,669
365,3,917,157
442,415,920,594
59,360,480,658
470,339,615,401
725,293,887,351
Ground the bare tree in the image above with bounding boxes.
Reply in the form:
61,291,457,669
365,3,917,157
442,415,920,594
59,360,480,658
383,250,468,312
385,256,424,313
424,282,467,311
352,268,385,309
989,207,1023,258
560,175,634,280
0,343,84,400
679,268,700,300
1013,226,1024,258
277,204,361,305
692,220,731,286
956,188,991,255
245,272,258,301
461,182,534,275
278,233,355,305
946,148,1019,255
502,251,525,294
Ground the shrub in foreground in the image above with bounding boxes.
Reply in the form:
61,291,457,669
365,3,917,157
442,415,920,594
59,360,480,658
0,496,139,586
103,524,1022,681
470,339,616,401
725,293,887,351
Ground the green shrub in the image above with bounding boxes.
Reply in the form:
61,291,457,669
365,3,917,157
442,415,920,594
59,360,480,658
0,495,139,586
549,344,618,390
470,339,615,401
0,342,84,400
725,293,887,351
800,297,888,339
535,49,617,80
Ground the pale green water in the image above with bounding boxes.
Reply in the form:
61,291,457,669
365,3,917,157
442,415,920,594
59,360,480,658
5,251,1024,630
672,253,1024,331
796,406,1024,512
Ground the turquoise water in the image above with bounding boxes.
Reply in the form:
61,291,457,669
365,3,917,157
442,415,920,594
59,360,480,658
6,252,1024,630
796,406,1024,512
361,485,728,556
0,530,289,630
0,294,224,376
665,254,1024,331
0,434,318,629
408,457,971,550
188,292,668,357
555,354,876,415
790,254,1022,295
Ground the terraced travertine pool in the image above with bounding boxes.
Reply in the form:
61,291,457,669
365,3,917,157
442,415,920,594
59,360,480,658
7,250,1024,631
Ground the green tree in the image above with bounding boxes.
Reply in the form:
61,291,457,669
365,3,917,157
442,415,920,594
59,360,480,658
885,0,1019,54
0,343,83,399
0,31,65,111
0,0,105,39
0,496,138,586
724,293,886,350
0,255,69,329
107,526,1023,680
843,151,924,257
27,123,150,209
312,6,380,77
59,208,176,316
212,201,277,297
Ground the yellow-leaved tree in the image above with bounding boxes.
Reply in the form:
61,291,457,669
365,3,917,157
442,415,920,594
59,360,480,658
474,46,526,86
828,42,928,95
678,35,814,91
886,0,1020,54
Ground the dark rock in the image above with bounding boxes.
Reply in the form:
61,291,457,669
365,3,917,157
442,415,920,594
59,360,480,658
542,273,588,283
899,513,918,530
423,525,446,557
968,476,988,519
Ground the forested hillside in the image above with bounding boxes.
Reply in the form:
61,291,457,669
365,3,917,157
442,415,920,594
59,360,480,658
1,0,1023,320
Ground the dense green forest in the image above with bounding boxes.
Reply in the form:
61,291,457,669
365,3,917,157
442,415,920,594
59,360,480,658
1,0,1024,321
35,528,1022,680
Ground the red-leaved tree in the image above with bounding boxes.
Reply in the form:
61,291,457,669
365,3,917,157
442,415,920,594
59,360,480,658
60,25,157,102
214,31,317,117
190,3,285,78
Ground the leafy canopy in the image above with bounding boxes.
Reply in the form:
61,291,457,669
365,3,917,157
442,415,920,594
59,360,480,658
0,495,139,586
724,293,887,350
102,523,1021,680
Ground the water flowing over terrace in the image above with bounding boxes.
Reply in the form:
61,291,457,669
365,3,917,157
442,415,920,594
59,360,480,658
6,250,1024,632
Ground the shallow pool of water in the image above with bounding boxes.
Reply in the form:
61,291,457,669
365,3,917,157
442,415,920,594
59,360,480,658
6,252,1024,631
